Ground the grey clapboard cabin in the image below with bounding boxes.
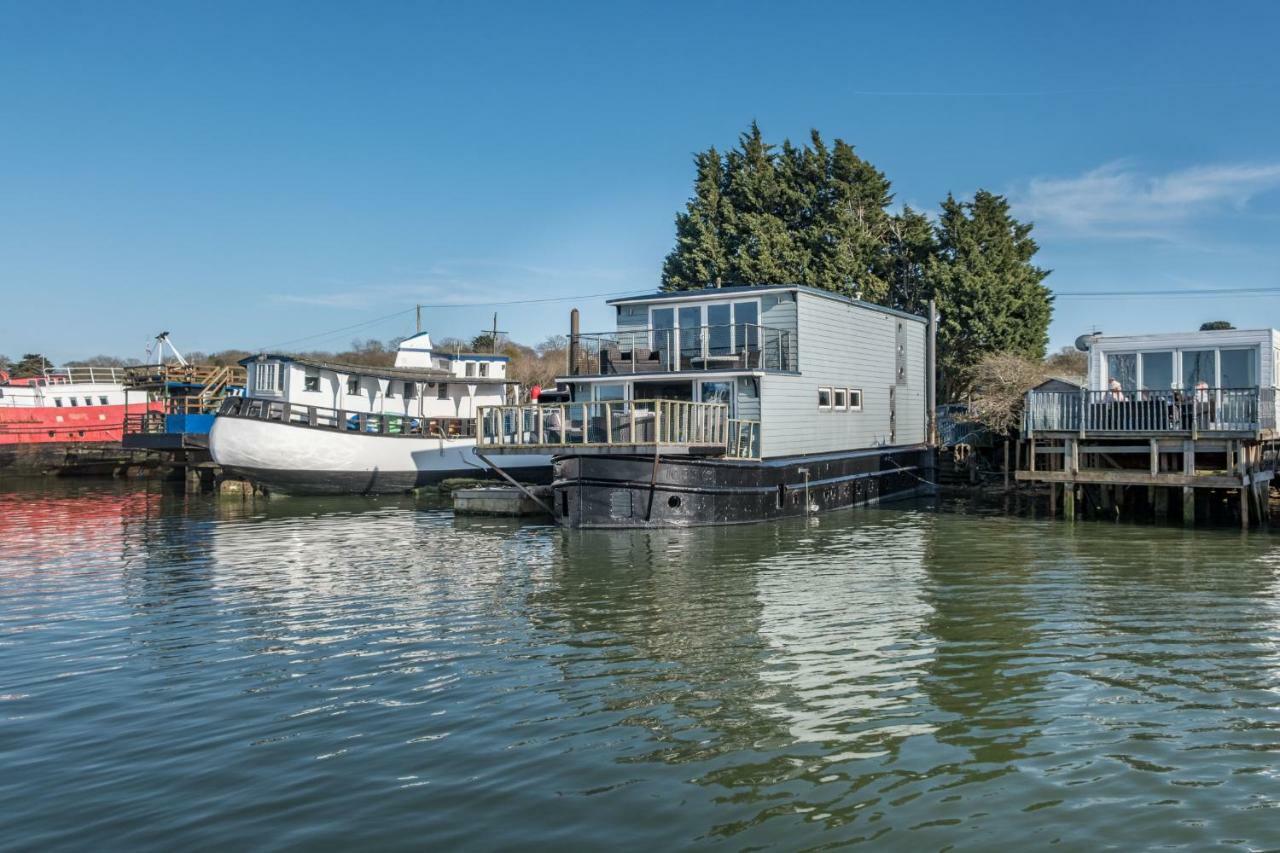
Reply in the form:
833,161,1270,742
478,285,936,527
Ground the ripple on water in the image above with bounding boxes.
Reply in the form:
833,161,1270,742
2,482,1280,849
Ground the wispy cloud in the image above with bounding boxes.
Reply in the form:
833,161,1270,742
1013,160,1280,239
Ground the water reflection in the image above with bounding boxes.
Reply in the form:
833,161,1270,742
6,482,1280,849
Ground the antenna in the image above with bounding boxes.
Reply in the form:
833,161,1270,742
1073,331,1102,353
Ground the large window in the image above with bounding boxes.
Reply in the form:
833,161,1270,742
706,304,732,355
303,367,321,392
1182,350,1215,391
1140,352,1173,391
1106,353,1137,391
1220,348,1257,388
650,299,762,358
593,383,626,402
700,380,733,416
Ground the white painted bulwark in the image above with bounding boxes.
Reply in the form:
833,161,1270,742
211,336,549,494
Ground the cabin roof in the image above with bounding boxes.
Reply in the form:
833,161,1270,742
240,353,459,383
606,284,928,324
1091,327,1277,346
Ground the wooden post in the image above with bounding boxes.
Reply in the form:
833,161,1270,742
1048,482,1057,517
1155,486,1169,520
1003,439,1010,491
1029,438,1037,472
1064,484,1076,520
1241,484,1250,530
1183,487,1196,526
1149,438,1158,477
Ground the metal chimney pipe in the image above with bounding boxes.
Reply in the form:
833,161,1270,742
927,298,938,447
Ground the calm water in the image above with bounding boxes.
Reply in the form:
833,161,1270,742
3,482,1280,850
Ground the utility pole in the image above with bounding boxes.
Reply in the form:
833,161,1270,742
416,304,422,334
480,313,507,354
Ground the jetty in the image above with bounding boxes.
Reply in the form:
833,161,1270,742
1017,328,1279,527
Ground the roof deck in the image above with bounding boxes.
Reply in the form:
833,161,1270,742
570,324,795,377
1024,387,1277,438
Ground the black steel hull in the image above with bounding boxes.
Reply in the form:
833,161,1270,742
552,445,934,528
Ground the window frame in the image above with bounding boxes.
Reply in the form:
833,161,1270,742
303,366,321,393
833,388,848,410
648,297,764,356
847,388,863,412
817,386,833,410
347,376,360,395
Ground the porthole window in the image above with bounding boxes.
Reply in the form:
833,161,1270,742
667,495,682,509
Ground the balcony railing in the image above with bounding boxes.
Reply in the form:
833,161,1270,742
478,399,761,459
571,325,795,376
1024,388,1277,436
218,396,477,438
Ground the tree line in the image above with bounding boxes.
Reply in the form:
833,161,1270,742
661,123,1053,401
2,334,569,396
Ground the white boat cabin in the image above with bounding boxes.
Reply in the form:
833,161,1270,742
1087,328,1280,394
239,333,513,421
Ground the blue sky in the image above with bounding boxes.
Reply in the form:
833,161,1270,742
2,1,1279,362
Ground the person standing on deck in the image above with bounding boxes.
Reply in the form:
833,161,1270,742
1107,378,1127,403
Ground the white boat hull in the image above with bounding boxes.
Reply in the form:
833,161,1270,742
209,415,551,495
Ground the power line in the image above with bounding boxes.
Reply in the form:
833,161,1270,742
1055,286,1280,299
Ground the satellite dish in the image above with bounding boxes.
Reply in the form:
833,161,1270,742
1074,332,1100,352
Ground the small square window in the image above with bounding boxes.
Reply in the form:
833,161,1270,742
99,396,109,406
466,362,476,377
304,368,320,392
347,376,359,394
403,381,416,399
848,389,863,411
54,398,63,407
437,382,449,400
833,389,847,410
818,387,832,409
479,362,489,377
69,398,78,407
84,397,93,406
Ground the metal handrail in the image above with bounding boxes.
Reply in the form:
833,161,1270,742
219,396,477,438
36,366,128,384
1024,387,1277,436
477,399,761,458
571,324,796,375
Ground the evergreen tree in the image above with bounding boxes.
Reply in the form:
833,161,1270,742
926,191,1052,401
661,148,730,289
1199,320,1234,331
882,206,937,315
12,353,52,378
720,122,802,284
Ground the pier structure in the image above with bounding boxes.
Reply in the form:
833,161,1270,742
1018,328,1280,528
121,362,246,487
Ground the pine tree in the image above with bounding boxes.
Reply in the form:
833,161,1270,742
721,122,802,284
927,191,1052,401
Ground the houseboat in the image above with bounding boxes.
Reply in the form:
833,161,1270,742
0,366,163,476
476,285,936,527
208,333,551,495
1019,327,1280,526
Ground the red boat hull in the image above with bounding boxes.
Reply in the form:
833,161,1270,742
0,403,163,476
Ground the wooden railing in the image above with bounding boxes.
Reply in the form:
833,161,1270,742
1024,387,1277,436
219,396,476,438
477,399,761,458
